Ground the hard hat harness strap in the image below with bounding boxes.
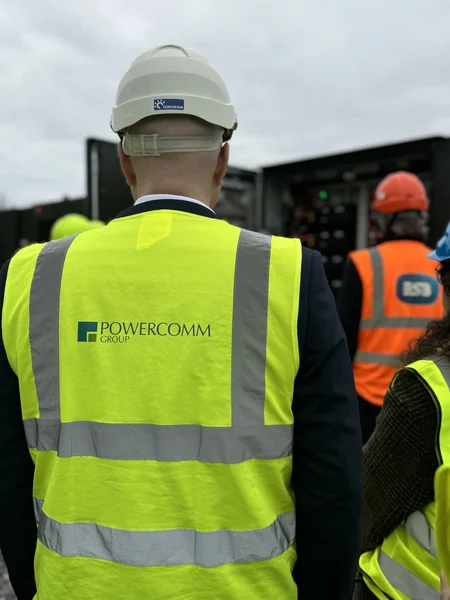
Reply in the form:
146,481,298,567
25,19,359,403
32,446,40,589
122,131,223,157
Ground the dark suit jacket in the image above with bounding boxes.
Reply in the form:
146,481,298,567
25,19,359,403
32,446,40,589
0,199,363,599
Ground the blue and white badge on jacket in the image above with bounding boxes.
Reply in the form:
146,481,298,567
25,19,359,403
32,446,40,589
397,274,439,304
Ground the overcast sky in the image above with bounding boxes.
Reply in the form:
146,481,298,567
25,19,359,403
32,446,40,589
1,0,449,207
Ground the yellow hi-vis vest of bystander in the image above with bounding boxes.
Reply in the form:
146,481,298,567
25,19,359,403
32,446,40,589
359,356,450,600
435,465,450,588
2,208,301,600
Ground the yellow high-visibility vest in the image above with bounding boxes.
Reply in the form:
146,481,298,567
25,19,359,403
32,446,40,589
2,208,302,600
435,465,450,587
359,356,450,600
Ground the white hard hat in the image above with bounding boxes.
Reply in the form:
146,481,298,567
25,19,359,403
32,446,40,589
111,44,237,156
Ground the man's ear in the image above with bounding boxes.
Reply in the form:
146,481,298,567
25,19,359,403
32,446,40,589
118,142,136,189
214,143,230,187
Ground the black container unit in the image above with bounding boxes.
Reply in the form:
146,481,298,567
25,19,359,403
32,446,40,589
0,210,21,263
290,186,357,295
86,138,132,224
260,136,450,291
19,198,85,244
216,166,259,229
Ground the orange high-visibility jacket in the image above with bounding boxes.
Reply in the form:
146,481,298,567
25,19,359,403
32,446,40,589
350,240,443,406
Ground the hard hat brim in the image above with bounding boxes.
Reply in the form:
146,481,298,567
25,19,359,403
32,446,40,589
428,250,441,261
111,95,237,134
371,196,429,214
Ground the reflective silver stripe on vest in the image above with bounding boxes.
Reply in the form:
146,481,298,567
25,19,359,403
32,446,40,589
426,354,450,384
30,236,78,421
33,497,295,567
359,247,432,331
378,551,439,599
360,247,384,328
404,511,437,559
26,230,288,464
353,351,402,368
34,498,43,523
23,419,293,463
360,317,433,330
232,230,270,426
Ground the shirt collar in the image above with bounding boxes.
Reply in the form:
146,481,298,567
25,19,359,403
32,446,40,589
116,195,219,221
135,194,216,214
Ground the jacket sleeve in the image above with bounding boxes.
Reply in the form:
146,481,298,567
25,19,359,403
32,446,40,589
361,370,438,552
336,257,362,361
0,260,37,600
292,249,363,600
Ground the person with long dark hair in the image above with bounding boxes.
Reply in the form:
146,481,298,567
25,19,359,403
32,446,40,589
354,222,450,600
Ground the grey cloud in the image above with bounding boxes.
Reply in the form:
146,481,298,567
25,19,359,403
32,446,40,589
1,0,450,206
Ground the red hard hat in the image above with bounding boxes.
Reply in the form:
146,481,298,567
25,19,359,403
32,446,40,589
372,171,429,214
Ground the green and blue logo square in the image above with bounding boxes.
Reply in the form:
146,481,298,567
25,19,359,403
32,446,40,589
78,322,98,343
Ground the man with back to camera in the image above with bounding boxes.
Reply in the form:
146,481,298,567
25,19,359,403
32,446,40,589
0,45,363,599
337,172,443,445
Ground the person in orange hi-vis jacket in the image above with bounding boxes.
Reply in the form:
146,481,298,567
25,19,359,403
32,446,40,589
337,171,443,444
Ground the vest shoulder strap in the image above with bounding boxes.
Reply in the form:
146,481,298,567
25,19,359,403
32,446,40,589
3,238,78,373
398,356,450,465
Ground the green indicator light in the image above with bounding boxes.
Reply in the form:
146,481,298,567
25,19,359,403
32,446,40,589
318,190,328,200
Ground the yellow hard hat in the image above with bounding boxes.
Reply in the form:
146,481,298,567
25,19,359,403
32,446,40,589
50,214,104,241
87,220,106,230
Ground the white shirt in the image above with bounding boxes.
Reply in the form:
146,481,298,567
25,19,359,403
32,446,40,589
134,194,215,214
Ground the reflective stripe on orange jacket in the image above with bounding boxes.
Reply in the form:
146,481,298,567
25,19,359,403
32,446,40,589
350,240,443,406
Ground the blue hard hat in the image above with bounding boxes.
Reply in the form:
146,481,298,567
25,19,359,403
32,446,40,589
429,222,450,261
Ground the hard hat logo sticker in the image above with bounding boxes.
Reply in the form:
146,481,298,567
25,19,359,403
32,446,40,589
154,99,185,111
